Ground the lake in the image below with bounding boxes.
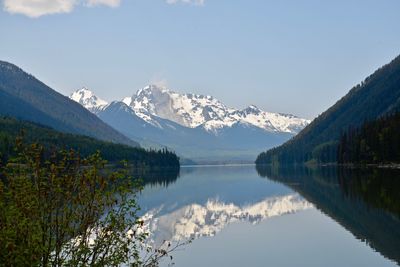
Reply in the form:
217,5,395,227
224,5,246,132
137,165,400,267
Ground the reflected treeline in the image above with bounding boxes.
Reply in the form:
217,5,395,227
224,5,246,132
338,168,400,217
256,165,400,265
129,166,180,188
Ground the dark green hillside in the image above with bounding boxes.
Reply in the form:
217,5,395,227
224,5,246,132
0,117,179,168
257,55,400,165
338,112,400,164
0,61,138,147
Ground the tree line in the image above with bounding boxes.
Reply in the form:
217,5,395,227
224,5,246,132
0,116,180,169
338,112,400,164
257,112,400,165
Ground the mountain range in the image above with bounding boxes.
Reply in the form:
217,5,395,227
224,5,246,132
71,85,310,162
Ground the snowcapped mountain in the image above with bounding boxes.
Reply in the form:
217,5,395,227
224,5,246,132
122,85,310,134
69,86,310,162
70,87,108,113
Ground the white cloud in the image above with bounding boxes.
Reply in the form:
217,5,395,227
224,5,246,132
2,0,203,18
3,0,121,18
165,0,205,6
151,79,169,89
3,0,77,18
86,0,120,8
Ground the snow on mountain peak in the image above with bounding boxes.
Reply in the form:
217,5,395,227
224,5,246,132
127,85,228,129
122,96,133,106
125,85,310,134
70,85,310,135
242,105,262,115
70,87,108,112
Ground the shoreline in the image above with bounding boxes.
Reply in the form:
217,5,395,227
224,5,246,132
181,163,256,168
256,162,400,170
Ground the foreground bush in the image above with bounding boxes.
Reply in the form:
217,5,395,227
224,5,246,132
0,140,177,266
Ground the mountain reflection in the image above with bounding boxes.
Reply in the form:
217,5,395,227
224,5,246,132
142,194,312,244
136,165,313,247
256,165,400,265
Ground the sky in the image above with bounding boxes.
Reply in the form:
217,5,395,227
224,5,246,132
1,0,400,119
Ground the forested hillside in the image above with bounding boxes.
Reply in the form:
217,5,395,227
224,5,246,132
0,117,179,168
338,112,400,164
0,61,138,147
256,55,400,165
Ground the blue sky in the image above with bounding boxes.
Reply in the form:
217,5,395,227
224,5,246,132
1,0,399,118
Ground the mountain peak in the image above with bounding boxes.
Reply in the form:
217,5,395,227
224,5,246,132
243,105,262,114
124,86,310,134
73,87,94,97
73,85,310,135
70,87,108,112
140,84,168,94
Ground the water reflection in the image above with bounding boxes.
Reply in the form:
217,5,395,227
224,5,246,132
137,165,311,245
129,167,180,187
338,168,400,217
144,194,312,244
256,165,400,265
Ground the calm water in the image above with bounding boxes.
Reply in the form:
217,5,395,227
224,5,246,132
137,165,400,267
